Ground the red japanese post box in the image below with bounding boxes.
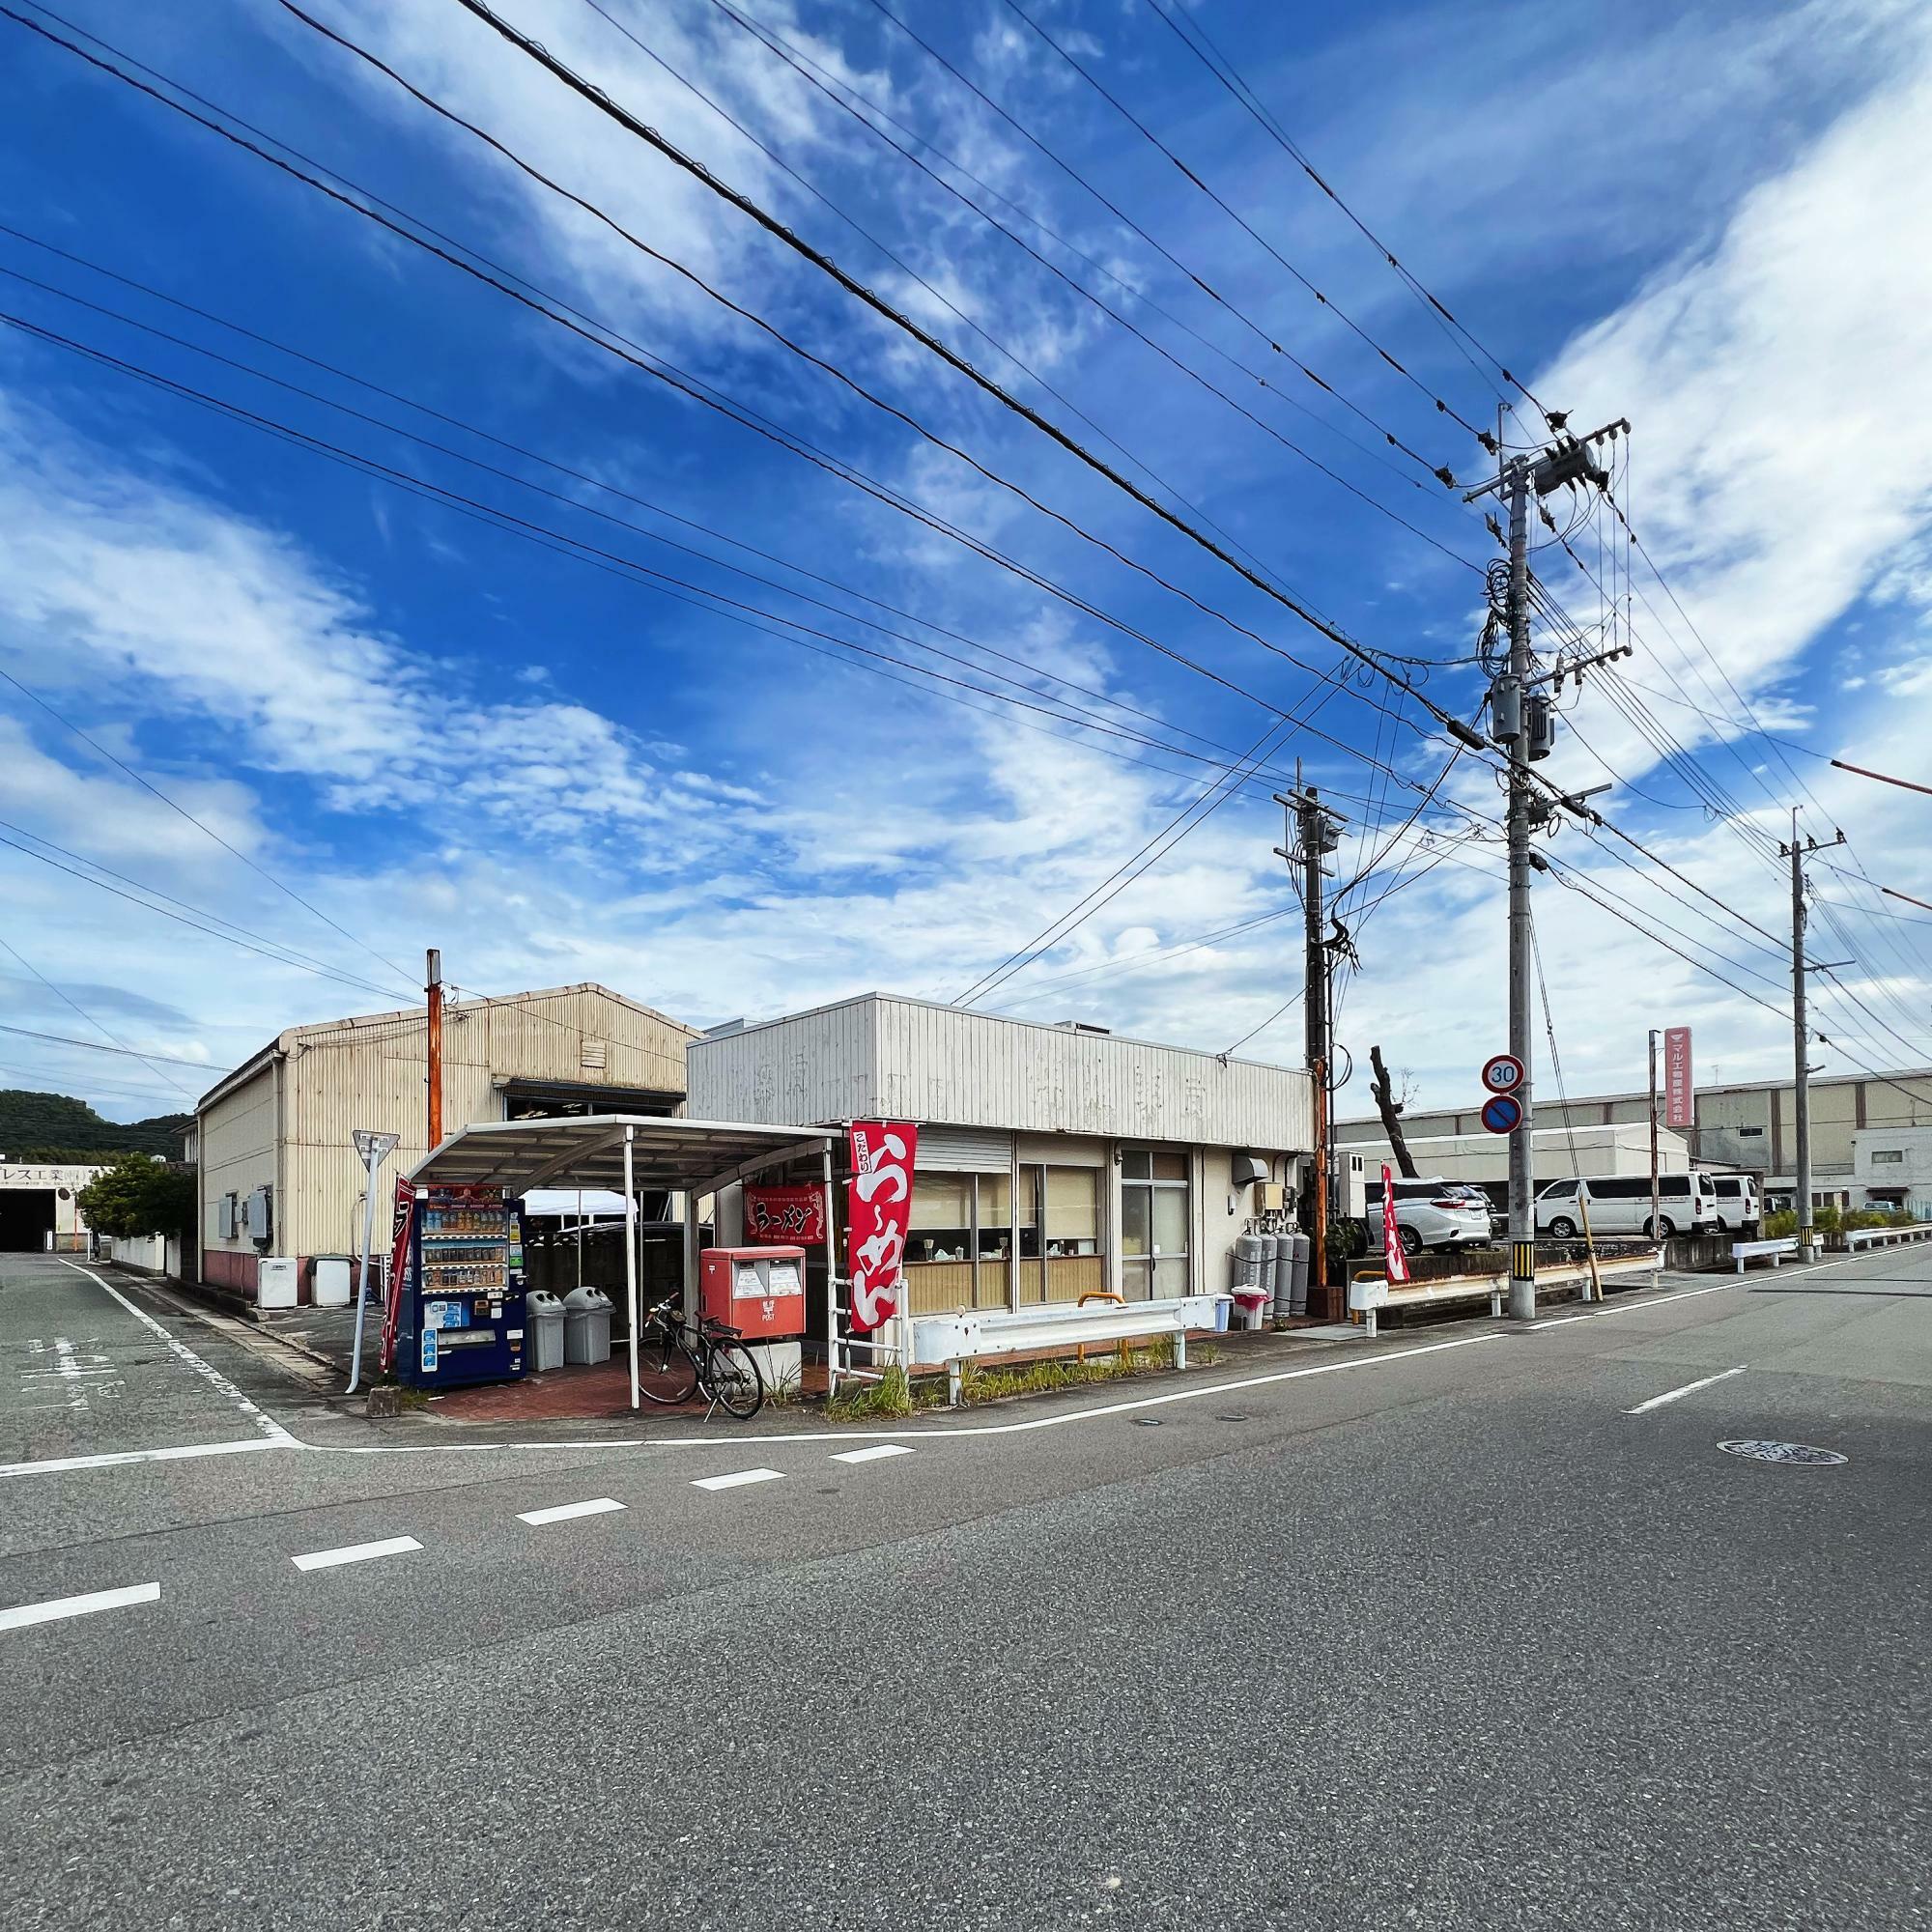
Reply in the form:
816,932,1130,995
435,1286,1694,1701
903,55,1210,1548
698,1246,808,1340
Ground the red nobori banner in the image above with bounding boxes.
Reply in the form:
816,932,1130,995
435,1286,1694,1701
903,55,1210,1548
846,1121,917,1333
743,1184,827,1248
1381,1162,1410,1285
379,1179,415,1373
1664,1026,1694,1128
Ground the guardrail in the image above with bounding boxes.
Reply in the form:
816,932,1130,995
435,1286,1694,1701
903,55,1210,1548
1732,1236,1798,1274
1841,1222,1932,1254
1348,1249,1662,1338
911,1293,1229,1406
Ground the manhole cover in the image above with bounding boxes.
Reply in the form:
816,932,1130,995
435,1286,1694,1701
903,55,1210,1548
1718,1439,1848,1466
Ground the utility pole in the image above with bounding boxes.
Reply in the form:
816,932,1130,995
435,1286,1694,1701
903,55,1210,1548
1277,773,1343,1317
1647,1028,1662,1242
1465,420,1629,1320
1778,813,1848,1261
425,947,444,1151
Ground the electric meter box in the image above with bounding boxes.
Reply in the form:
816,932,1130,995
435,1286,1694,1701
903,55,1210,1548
699,1245,808,1341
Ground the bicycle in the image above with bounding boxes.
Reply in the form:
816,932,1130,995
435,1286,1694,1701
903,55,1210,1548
635,1296,765,1419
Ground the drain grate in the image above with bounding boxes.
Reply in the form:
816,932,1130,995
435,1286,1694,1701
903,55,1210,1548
1719,1438,1848,1466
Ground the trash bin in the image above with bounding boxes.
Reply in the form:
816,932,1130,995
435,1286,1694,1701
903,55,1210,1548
527,1290,566,1373
562,1286,613,1366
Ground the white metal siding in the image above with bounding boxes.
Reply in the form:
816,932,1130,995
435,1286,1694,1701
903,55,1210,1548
689,995,1310,1149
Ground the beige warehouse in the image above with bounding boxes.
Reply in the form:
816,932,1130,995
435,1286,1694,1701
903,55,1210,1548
190,983,697,1301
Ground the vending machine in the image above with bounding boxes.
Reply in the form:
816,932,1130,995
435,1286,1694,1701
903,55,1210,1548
396,1183,528,1389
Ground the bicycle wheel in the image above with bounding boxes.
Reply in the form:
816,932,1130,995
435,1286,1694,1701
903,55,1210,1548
702,1338,765,1420
636,1325,700,1405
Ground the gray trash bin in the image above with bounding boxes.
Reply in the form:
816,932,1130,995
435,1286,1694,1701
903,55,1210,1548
527,1290,566,1373
562,1286,613,1366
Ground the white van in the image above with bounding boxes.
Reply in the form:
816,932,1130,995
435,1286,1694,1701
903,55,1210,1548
1707,1173,1762,1235
1534,1172,1719,1238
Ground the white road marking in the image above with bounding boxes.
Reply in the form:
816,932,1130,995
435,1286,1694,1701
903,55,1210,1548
692,1467,783,1492
831,1444,914,1464
1527,1280,1738,1327
1626,1365,1747,1414
291,1535,422,1572
0,1580,160,1633
518,1497,626,1525
0,1435,292,1480
55,1261,294,1442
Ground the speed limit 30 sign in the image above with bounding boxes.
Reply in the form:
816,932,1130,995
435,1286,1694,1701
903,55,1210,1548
1481,1054,1525,1095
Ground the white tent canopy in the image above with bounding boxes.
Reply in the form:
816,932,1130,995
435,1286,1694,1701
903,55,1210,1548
408,1116,837,1409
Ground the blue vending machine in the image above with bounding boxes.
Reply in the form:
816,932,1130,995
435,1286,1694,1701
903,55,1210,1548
397,1183,528,1389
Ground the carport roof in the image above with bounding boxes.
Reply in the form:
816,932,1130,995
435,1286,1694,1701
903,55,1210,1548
406,1116,834,1196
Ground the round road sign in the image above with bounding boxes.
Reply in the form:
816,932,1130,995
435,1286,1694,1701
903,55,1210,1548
1481,1053,1525,1094
1480,1094,1522,1135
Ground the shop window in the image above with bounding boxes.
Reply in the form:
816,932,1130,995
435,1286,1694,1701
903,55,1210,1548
906,1172,1009,1313
1017,1165,1104,1303
1121,1147,1189,1302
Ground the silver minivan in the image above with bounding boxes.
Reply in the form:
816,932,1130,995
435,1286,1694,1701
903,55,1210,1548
1534,1172,1719,1238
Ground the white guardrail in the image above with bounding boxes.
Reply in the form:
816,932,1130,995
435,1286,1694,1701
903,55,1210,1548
1732,1236,1799,1274
911,1293,1229,1406
1842,1222,1932,1253
1349,1250,1663,1338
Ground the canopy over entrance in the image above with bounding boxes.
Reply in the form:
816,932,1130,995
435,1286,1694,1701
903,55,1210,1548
408,1116,838,1409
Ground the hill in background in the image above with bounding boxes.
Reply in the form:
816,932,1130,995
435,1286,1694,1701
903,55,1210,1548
0,1090,192,1166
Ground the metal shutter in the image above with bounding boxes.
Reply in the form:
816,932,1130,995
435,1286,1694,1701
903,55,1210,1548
914,1125,1013,1173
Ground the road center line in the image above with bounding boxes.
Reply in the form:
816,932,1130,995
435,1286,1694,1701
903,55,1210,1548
1626,1365,1747,1414
692,1468,783,1492
0,1435,292,1480
55,1261,294,1443
831,1444,914,1464
291,1535,422,1571
518,1497,626,1525
0,1580,160,1633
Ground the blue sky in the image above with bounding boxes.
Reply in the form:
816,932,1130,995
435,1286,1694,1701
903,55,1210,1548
2,0,1929,1128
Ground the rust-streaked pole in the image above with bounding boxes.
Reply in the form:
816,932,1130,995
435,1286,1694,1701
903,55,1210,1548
425,948,443,1151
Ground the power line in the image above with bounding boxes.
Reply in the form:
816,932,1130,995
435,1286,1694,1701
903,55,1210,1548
5,7,1475,812
433,0,1493,738
0,1021,229,1073
0,934,198,1099
996,0,1489,442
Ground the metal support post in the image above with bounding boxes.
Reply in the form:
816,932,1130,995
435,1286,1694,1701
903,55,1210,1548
624,1122,639,1411
1648,1028,1662,1244
345,1128,398,1395
1780,812,1847,1263
1502,458,1538,1320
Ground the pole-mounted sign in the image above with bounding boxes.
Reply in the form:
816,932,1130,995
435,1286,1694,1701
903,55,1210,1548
1481,1094,1523,1136
1481,1054,1525,1095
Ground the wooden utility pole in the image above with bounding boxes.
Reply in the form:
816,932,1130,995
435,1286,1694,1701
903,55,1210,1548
426,948,444,1151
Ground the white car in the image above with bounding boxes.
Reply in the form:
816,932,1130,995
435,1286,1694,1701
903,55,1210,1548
1535,1172,1719,1239
1708,1173,1762,1235
1373,1177,1494,1257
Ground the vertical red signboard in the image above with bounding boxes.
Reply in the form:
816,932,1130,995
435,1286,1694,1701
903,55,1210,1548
379,1179,415,1373
846,1121,916,1333
1663,1026,1693,1129
1382,1162,1410,1286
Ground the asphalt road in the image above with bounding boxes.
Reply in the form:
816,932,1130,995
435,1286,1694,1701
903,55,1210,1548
2,1245,1927,1929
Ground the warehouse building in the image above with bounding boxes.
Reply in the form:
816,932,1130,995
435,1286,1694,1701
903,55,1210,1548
687,992,1312,1315
0,1160,102,1254
191,983,697,1303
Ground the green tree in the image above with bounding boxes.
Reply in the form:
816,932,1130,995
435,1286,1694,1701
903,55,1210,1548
76,1157,197,1239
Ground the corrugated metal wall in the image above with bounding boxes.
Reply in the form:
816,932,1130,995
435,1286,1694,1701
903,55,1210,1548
262,987,693,1262
688,994,1310,1149
199,1067,277,1276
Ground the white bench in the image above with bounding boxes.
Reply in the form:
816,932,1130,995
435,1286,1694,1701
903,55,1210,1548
1843,1223,1932,1253
1349,1250,1663,1336
1733,1236,1799,1274
911,1293,1228,1405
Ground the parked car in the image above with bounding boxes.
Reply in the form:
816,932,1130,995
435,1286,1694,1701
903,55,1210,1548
1707,1173,1762,1235
1372,1177,1493,1257
1443,1181,1507,1239
1534,1172,1719,1239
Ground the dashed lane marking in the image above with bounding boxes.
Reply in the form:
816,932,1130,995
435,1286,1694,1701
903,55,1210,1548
692,1468,783,1492
830,1444,914,1464
518,1497,626,1525
0,1580,160,1633
1626,1365,1747,1414
291,1536,423,1572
